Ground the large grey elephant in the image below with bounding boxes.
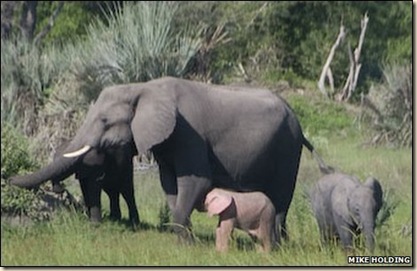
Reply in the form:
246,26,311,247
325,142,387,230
51,141,139,228
309,173,383,252
10,76,332,242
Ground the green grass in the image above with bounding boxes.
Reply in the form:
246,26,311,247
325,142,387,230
1,136,412,266
1,93,412,266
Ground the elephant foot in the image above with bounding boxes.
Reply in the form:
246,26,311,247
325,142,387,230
89,206,102,224
174,227,195,245
130,217,140,231
109,214,122,221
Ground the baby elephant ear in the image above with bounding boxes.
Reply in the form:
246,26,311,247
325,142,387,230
365,177,383,205
205,191,233,217
131,88,177,154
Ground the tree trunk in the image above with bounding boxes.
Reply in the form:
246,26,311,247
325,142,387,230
1,1,17,39
318,24,345,97
338,13,369,101
19,1,37,41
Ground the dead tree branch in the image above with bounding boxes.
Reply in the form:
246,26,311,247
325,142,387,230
338,12,369,101
19,1,38,40
318,24,346,97
34,2,64,45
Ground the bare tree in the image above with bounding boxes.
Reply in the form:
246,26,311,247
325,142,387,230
1,1,17,39
33,2,64,45
318,13,369,102
19,1,38,40
1,1,64,44
317,24,346,97
338,12,369,101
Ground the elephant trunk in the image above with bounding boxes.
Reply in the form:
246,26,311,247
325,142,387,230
363,223,375,252
10,151,81,189
361,216,376,252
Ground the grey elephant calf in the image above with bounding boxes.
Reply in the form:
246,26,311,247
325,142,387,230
52,141,139,229
310,173,383,252
204,188,277,252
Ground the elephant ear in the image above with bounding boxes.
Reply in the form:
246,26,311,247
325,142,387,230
130,88,177,154
365,177,383,208
205,190,233,217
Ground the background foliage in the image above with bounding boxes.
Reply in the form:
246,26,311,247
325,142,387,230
0,1,412,266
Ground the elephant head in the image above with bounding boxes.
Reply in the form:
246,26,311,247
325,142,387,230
10,79,178,188
348,177,383,252
205,189,235,217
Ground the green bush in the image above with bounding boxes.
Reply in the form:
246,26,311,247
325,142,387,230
1,124,82,222
1,123,44,220
1,124,38,179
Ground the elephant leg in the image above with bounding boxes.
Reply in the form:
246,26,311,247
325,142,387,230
121,189,139,229
156,159,177,213
78,179,93,219
336,223,354,251
120,169,140,229
258,218,275,252
275,212,287,243
83,177,102,224
172,176,211,243
216,218,234,253
269,147,301,244
318,221,333,245
106,189,121,221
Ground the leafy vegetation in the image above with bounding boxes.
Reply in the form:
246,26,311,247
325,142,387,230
361,62,412,147
1,124,41,220
0,1,412,266
1,143,412,266
1,124,38,179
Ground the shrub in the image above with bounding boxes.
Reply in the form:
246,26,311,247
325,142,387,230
1,123,43,221
361,62,412,147
1,124,38,179
1,124,83,223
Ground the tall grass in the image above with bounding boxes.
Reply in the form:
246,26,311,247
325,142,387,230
68,1,205,99
361,62,412,147
0,36,65,132
2,137,412,266
2,86,412,266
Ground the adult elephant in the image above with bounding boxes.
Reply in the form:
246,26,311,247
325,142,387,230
51,140,139,229
10,77,332,243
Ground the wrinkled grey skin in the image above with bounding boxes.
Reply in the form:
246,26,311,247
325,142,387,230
10,77,332,243
52,141,139,228
310,173,383,252
204,188,277,252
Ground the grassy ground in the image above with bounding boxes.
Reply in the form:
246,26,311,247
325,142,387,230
1,134,412,266
1,89,412,266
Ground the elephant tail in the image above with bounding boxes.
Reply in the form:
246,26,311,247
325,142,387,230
302,136,335,175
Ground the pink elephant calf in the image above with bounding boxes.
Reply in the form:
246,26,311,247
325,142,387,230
204,188,277,252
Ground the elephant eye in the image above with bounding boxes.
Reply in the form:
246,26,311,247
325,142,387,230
101,117,110,128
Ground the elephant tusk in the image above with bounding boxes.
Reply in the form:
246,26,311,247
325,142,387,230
63,145,92,158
